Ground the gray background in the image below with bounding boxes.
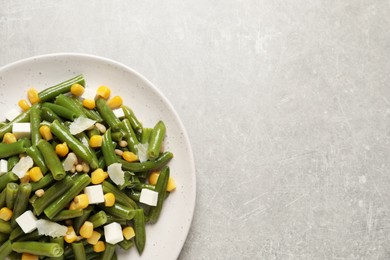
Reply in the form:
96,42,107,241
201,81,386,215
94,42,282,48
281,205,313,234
1,1,390,259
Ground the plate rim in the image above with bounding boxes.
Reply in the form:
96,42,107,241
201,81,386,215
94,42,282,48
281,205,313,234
0,52,196,259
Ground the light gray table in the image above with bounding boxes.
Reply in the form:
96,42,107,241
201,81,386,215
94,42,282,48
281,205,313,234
1,1,390,259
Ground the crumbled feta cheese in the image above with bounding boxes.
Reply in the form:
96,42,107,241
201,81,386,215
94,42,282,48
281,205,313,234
0,159,7,176
16,210,37,233
69,117,96,135
12,156,33,178
36,219,67,238
63,153,77,171
139,188,158,206
84,185,105,204
12,123,31,139
107,163,125,185
136,143,149,163
5,109,20,122
104,222,124,244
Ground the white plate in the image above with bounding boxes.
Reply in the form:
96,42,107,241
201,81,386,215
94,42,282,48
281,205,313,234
0,53,196,260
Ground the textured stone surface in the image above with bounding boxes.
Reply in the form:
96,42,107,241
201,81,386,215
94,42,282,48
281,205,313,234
1,1,390,259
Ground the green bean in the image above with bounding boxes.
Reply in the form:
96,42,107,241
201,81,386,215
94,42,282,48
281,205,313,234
37,139,66,180
122,106,143,135
121,119,139,154
121,151,173,172
99,203,135,220
31,173,54,191
87,127,100,138
50,237,65,260
141,127,152,144
118,239,134,250
73,206,93,235
0,240,12,259
5,183,18,210
98,156,106,169
147,121,166,160
0,232,8,244
30,103,42,146
42,103,77,121
7,156,19,171
44,173,91,219
87,211,107,228
15,229,41,242
25,145,48,174
128,190,141,201
75,132,99,168
0,139,27,159
0,189,5,208
102,128,117,167
55,94,86,118
0,219,11,234
50,120,98,169
51,209,84,221
96,98,122,131
105,214,127,225
72,242,86,260
32,175,74,215
12,241,64,257
148,166,170,223
38,74,85,102
134,209,146,254
71,97,103,122
0,109,30,139
102,181,138,209
101,242,116,260
111,131,124,142
41,106,64,123
10,182,32,228
9,226,23,241
0,172,18,191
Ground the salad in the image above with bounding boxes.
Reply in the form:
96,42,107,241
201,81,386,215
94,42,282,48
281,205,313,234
0,75,175,259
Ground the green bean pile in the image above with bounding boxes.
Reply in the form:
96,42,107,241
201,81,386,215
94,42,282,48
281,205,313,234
0,75,174,260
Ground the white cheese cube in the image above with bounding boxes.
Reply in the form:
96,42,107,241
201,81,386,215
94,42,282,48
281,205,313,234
81,87,97,100
5,109,20,122
16,210,37,233
104,222,124,244
0,159,8,175
139,188,158,206
113,108,125,119
12,123,31,139
84,185,105,204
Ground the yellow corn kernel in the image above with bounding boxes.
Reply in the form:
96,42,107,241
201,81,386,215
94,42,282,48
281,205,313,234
148,171,159,185
29,167,43,182
3,133,17,144
167,177,176,191
55,142,69,157
91,168,108,184
89,135,103,148
21,253,39,260
93,241,105,252
18,99,31,112
70,83,85,97
79,221,94,239
83,99,96,109
39,125,53,141
122,151,138,162
96,86,111,100
65,226,77,243
87,230,101,245
27,88,40,104
74,194,89,209
107,96,123,109
0,207,13,221
69,201,77,210
104,193,115,207
122,226,135,240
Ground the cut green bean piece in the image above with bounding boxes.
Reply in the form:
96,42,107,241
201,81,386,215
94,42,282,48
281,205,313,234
0,189,5,208
42,103,77,121
122,106,143,134
0,172,18,191
5,183,18,210
0,109,30,139
87,211,107,228
51,209,84,222
50,237,65,260
121,119,139,154
74,206,93,235
101,242,116,260
148,166,170,223
96,98,122,131
72,242,86,260
0,240,12,260
9,226,23,241
0,140,27,159
118,239,134,250
0,219,11,234
41,106,64,123
37,139,66,180
25,145,48,174
12,241,64,257
55,94,86,118
147,120,166,160
50,120,98,169
134,209,146,254
121,151,173,172
72,97,103,122
15,229,41,242
102,181,138,209
31,174,54,191
30,103,42,146
141,127,152,144
99,203,135,220
102,128,117,167
11,183,32,228
7,156,19,171
33,175,74,215
38,74,85,102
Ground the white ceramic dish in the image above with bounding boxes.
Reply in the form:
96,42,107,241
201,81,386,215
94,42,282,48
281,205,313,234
0,53,196,259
